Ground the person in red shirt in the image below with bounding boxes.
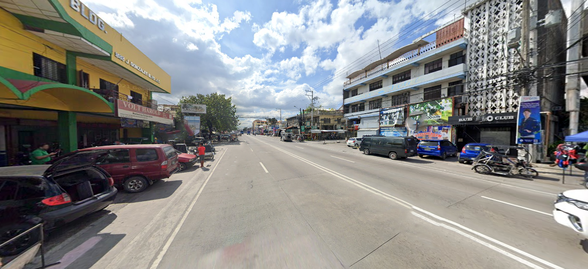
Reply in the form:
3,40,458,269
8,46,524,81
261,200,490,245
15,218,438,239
197,143,206,168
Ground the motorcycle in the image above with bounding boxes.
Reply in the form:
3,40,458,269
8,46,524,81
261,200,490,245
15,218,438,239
472,147,538,179
553,189,588,239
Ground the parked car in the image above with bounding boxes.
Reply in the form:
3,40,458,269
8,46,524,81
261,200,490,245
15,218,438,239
458,143,491,164
553,189,588,239
176,150,197,171
173,143,189,154
220,134,230,141
51,144,178,193
359,136,419,160
0,164,117,256
417,140,458,160
346,137,362,148
188,142,215,160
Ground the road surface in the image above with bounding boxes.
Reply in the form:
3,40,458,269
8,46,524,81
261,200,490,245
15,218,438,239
29,135,588,269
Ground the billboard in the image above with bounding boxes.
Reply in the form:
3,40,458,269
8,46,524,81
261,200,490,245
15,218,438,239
413,126,452,141
185,115,201,136
380,107,405,127
409,98,453,125
379,127,407,137
516,96,542,144
181,104,206,114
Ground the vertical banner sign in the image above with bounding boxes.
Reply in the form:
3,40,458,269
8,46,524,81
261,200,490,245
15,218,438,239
185,116,201,136
517,96,542,144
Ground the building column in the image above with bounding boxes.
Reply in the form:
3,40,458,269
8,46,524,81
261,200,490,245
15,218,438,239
142,122,154,143
58,111,77,153
66,51,77,86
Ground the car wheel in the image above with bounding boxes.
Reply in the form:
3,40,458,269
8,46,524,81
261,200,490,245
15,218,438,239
124,176,149,193
441,152,447,160
364,149,370,155
584,180,588,189
179,163,187,171
0,223,39,256
458,159,464,164
389,152,398,160
419,154,424,158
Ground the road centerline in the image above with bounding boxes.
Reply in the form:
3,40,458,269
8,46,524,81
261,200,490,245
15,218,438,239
481,196,553,217
260,162,269,173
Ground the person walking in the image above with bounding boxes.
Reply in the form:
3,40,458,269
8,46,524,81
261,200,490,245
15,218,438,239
198,142,206,168
30,143,57,165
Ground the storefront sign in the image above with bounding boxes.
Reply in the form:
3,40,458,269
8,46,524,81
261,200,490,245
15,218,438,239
482,113,516,123
517,96,542,144
116,99,173,125
412,126,452,141
70,0,106,33
181,104,207,114
448,112,517,125
379,127,407,137
114,52,161,84
379,107,405,127
409,98,453,125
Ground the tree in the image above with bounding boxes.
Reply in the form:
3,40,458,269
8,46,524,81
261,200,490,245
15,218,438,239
266,117,278,127
179,93,239,134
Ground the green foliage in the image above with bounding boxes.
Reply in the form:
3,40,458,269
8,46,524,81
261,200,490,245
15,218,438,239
179,93,239,133
266,117,278,126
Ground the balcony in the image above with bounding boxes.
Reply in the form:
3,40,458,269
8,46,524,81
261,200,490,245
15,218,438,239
92,88,157,109
343,38,467,90
343,63,466,105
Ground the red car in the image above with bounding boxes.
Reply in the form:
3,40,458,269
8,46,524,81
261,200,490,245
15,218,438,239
52,144,179,193
176,150,197,171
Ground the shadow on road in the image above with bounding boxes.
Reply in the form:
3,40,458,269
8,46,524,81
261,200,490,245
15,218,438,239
403,158,434,164
114,179,182,204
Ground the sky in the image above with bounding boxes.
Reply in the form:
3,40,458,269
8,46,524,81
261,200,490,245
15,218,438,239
81,0,578,128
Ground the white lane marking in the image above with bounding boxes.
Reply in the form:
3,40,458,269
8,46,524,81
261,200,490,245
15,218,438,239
52,236,102,269
412,212,544,269
481,196,553,217
260,162,269,173
330,155,355,163
150,149,228,269
295,146,304,149
250,148,254,152
251,137,564,269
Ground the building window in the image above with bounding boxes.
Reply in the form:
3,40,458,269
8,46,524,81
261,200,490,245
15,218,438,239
391,92,409,106
33,53,67,83
392,70,411,84
449,51,466,67
344,90,350,99
323,118,331,124
130,91,143,105
369,99,382,110
351,89,358,96
351,104,358,112
359,103,365,111
448,80,463,96
78,71,89,89
423,85,442,101
369,80,383,91
424,58,442,74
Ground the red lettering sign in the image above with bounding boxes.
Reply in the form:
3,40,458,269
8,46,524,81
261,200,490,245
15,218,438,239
116,99,173,125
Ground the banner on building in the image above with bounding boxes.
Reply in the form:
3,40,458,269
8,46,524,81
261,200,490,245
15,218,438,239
412,126,452,141
379,127,407,137
409,98,453,125
185,115,201,136
116,99,173,125
120,118,149,128
379,107,405,127
516,96,542,144
181,104,206,114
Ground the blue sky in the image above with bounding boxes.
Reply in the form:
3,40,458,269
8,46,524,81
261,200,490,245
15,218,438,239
80,0,574,128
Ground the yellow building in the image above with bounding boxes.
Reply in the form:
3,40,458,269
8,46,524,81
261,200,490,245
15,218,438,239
0,0,173,165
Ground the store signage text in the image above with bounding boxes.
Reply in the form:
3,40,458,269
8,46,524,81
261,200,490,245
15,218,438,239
484,115,515,122
70,0,107,33
115,52,161,84
116,99,173,125
458,117,474,122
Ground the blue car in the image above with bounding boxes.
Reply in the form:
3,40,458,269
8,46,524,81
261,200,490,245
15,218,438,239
458,143,491,164
417,140,458,160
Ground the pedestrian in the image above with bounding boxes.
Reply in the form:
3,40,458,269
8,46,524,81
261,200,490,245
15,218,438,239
154,137,159,144
30,143,57,165
197,142,206,168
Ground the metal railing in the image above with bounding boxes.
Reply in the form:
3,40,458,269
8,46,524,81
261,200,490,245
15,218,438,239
344,41,439,86
91,88,157,109
0,223,59,269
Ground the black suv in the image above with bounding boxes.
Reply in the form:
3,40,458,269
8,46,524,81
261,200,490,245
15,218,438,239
0,164,117,256
359,136,419,160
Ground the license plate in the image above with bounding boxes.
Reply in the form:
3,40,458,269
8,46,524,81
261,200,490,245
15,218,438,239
425,148,432,151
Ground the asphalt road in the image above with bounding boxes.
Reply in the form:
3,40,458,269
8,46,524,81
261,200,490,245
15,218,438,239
27,136,588,268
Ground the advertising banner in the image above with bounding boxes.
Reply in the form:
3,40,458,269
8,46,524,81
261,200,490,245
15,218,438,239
409,98,453,125
181,104,206,114
516,96,542,144
116,99,173,125
379,127,407,137
185,115,201,136
413,126,452,141
379,107,405,127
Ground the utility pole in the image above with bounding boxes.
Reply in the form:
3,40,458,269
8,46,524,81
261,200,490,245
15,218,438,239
305,89,314,129
567,0,583,135
520,0,530,97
